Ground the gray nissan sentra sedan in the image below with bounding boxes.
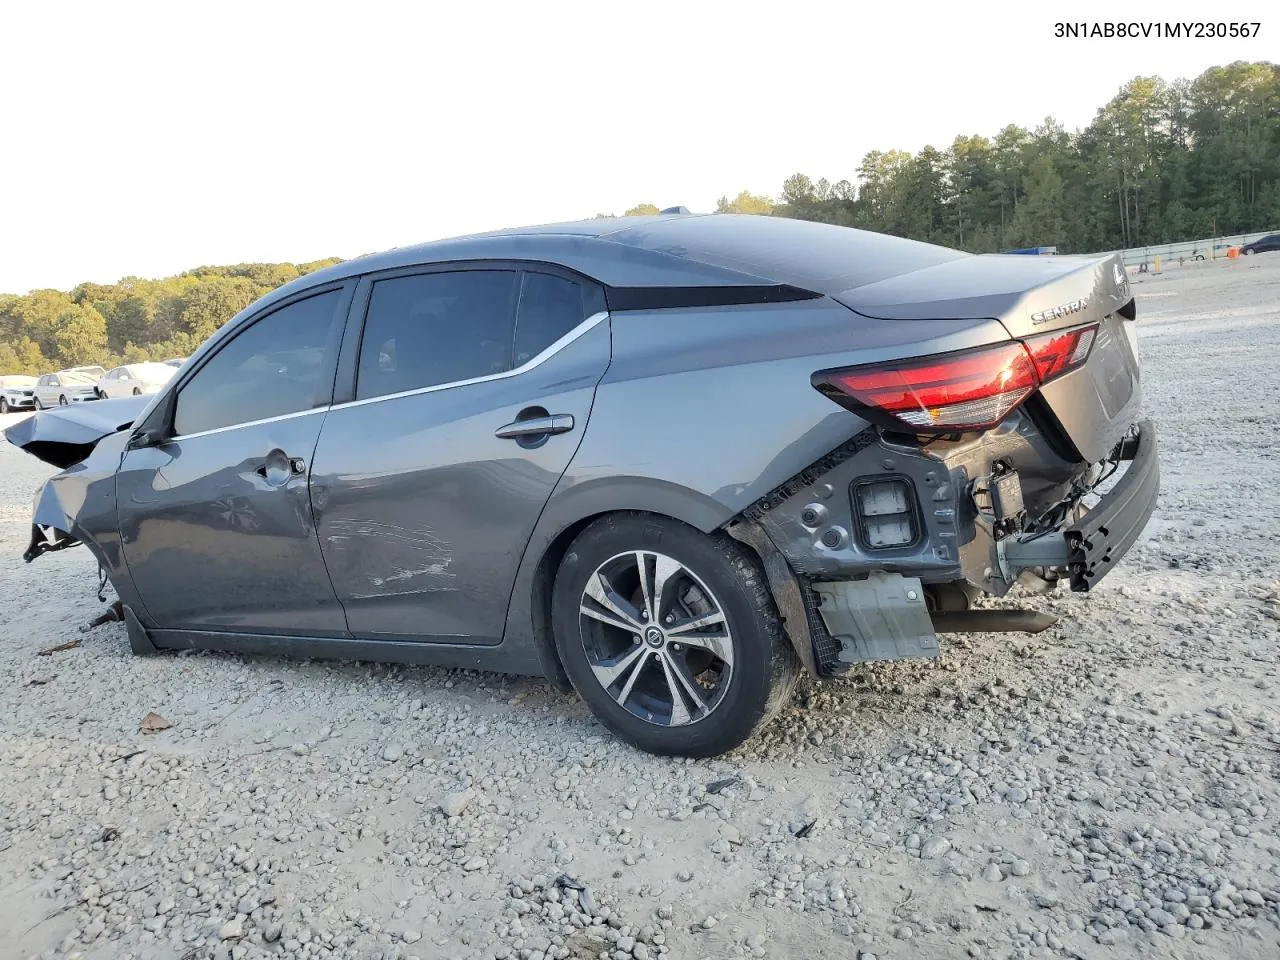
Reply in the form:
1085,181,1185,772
6,211,1158,757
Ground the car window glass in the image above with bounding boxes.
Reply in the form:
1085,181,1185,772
514,272,592,366
173,289,339,436
355,271,518,401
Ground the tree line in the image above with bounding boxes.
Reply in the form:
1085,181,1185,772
3,61,1275,375
0,260,342,375
608,62,1279,254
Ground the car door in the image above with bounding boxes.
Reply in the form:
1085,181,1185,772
115,283,354,636
310,265,611,644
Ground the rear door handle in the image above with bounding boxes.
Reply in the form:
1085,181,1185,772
494,414,575,440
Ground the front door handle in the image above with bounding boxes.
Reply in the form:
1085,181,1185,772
494,414,575,440
255,449,306,486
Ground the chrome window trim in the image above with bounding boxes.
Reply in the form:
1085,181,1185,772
168,405,329,442
332,308,610,412
164,310,609,441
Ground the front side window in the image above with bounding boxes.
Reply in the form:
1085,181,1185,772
355,270,518,401
514,272,595,366
173,290,339,436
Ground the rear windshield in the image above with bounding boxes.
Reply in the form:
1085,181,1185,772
61,372,99,384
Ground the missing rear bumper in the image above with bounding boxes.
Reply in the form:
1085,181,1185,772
997,420,1159,591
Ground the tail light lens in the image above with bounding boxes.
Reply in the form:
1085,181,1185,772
1023,325,1096,382
814,324,1097,433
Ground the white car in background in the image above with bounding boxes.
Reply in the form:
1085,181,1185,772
0,375,39,414
33,368,106,408
96,362,178,399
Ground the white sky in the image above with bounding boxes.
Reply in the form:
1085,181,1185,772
0,0,1267,293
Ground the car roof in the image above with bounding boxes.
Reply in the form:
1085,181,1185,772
265,213,969,308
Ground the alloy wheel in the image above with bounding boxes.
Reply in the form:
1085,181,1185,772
578,550,734,727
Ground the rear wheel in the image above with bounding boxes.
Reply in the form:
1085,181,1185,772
132,387,142,396
1244,249,1254,256
58,395,68,406
552,513,799,757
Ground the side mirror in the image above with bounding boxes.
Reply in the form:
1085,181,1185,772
127,428,166,450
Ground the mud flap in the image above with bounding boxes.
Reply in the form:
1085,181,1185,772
123,604,159,656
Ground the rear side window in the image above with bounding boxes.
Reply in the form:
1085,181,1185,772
173,290,339,436
514,272,597,366
355,270,519,401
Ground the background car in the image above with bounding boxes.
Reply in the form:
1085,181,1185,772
1239,233,1280,255
0,375,38,414
96,362,178,399
33,370,102,408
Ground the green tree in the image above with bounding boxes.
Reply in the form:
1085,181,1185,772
715,190,774,215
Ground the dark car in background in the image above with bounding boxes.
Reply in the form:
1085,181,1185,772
5,212,1158,757
1240,233,1280,255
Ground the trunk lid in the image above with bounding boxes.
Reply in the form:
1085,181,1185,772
836,253,1139,462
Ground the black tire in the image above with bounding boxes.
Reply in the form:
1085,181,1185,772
58,395,68,406
33,397,43,411
132,387,141,396
551,512,799,757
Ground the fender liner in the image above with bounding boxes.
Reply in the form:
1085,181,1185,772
723,518,825,679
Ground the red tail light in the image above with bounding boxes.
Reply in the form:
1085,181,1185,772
1023,325,1097,382
814,324,1097,432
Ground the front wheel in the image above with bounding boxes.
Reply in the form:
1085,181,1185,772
552,513,799,757
132,387,142,396
33,398,43,411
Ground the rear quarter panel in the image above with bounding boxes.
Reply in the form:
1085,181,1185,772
558,298,1012,522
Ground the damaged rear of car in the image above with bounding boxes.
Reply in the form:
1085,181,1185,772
4,213,1159,758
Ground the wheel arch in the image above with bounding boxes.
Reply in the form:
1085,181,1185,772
503,478,735,691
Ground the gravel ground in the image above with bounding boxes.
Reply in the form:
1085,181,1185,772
2,255,1279,960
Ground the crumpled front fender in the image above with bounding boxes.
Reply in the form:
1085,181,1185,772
26,478,88,561
16,430,132,565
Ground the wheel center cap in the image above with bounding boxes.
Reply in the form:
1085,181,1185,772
643,626,665,648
